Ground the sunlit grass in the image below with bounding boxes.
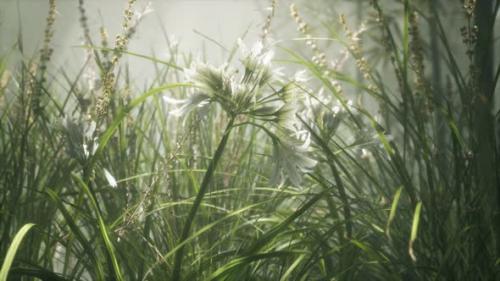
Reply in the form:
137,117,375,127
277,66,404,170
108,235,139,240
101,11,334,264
1,0,499,280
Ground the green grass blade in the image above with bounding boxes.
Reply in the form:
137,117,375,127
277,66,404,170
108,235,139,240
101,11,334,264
409,202,423,262
72,174,124,281
46,189,106,280
172,117,235,281
279,253,305,281
80,45,183,70
206,251,293,281
142,201,270,279
0,223,35,281
351,240,389,263
244,192,324,255
9,266,70,281
94,83,189,158
386,186,403,238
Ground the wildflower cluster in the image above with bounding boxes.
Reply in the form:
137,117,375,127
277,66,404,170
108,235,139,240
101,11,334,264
270,126,316,186
409,11,433,118
290,3,367,97
95,1,153,120
39,0,57,75
290,4,327,68
261,0,277,43
112,0,138,66
78,0,92,47
369,0,402,93
461,0,478,59
409,12,425,87
165,40,316,186
459,0,481,100
31,0,57,117
166,41,286,120
339,15,371,82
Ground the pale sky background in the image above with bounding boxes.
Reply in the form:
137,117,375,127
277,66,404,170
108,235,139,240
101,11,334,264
0,0,366,84
0,0,274,82
2,0,496,108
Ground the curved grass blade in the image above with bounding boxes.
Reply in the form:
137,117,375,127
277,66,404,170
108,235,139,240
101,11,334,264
243,192,324,255
386,186,403,238
94,83,190,158
206,251,293,281
409,202,423,262
72,174,124,281
142,201,269,280
9,266,71,281
172,117,235,281
0,223,35,281
80,45,182,70
45,189,106,280
279,253,305,281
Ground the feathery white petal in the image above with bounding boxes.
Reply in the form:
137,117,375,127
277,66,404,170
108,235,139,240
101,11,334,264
103,168,118,188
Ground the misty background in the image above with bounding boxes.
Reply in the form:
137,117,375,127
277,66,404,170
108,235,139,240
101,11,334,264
0,0,274,83
0,0,496,106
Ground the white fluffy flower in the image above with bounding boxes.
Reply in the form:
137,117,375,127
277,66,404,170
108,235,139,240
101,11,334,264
163,93,210,117
360,148,372,160
270,125,317,186
103,168,118,188
83,137,98,158
293,70,310,83
133,2,154,22
271,136,317,186
238,39,274,67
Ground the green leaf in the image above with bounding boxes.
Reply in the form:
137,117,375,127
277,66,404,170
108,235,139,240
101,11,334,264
409,202,423,262
207,251,293,281
0,223,35,281
371,120,395,155
46,189,106,280
351,240,389,263
72,174,124,281
244,192,324,255
386,187,403,238
8,266,70,281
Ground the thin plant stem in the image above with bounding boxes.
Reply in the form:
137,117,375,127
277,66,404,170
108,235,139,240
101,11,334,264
172,116,236,281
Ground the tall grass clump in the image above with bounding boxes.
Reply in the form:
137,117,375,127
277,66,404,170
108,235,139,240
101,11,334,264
280,0,500,279
0,0,499,280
